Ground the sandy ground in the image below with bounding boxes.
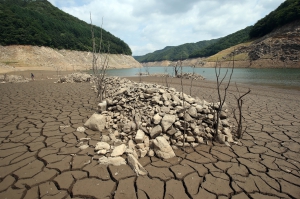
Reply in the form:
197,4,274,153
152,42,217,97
0,71,299,198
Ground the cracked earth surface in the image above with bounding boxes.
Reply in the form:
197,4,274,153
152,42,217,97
0,75,299,199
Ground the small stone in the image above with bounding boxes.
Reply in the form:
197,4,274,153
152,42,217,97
166,127,177,136
144,136,150,147
79,144,89,150
161,114,176,132
195,105,203,112
191,143,199,147
76,126,85,133
135,129,145,143
188,106,197,118
220,111,227,119
84,113,106,131
99,157,126,166
153,114,162,125
101,135,110,142
221,119,230,127
184,113,193,122
186,136,195,142
96,149,107,155
150,125,162,139
98,101,107,113
111,144,127,157
196,136,204,143
95,142,110,151
153,136,175,159
127,154,147,176
137,149,147,158
148,149,155,157
207,114,214,120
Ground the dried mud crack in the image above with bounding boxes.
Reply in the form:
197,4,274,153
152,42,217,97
0,75,299,199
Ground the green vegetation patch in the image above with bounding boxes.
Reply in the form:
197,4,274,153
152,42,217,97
249,0,300,38
0,0,132,55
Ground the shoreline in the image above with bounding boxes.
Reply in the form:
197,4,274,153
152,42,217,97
3,68,300,91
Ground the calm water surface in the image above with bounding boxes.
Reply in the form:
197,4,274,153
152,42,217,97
103,67,300,89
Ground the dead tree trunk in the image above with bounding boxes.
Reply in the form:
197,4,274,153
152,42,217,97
232,83,251,139
90,14,110,102
214,58,234,142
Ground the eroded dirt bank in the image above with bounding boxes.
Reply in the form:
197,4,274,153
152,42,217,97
0,45,142,74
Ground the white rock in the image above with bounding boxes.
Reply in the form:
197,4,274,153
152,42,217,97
125,148,139,159
111,144,127,157
144,136,150,147
76,126,86,133
195,105,203,112
101,135,110,142
99,156,126,166
96,149,107,155
161,114,176,132
79,144,89,150
196,136,204,143
188,106,197,118
137,148,147,158
135,129,145,143
98,101,107,113
127,154,147,176
150,125,162,139
153,114,162,125
95,142,110,151
207,114,214,120
153,136,175,159
148,149,155,157
221,119,230,127
84,113,106,131
186,136,195,142
79,138,91,141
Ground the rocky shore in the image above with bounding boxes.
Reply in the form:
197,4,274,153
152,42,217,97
0,71,299,198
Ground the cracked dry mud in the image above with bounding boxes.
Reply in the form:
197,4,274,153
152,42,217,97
0,76,299,199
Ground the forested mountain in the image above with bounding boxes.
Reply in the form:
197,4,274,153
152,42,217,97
249,0,300,38
134,39,219,62
0,0,132,55
189,26,252,58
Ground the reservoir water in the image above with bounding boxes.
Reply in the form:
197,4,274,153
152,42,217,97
103,67,300,89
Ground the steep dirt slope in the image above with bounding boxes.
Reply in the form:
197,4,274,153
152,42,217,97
0,45,142,74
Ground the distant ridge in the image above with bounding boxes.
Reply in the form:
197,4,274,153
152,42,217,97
135,0,300,63
134,39,219,62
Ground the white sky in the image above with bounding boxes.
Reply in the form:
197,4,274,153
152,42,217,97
48,0,285,56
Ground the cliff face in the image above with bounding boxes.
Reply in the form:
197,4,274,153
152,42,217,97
141,20,300,68
0,45,142,74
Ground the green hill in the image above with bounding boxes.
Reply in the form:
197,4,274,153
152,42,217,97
0,0,132,55
134,39,219,62
249,0,300,38
189,26,252,58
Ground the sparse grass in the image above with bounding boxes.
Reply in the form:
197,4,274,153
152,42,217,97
205,42,252,62
3,61,18,65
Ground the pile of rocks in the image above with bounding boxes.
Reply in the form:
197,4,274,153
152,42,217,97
0,74,29,83
57,72,92,83
176,72,205,80
148,73,171,77
148,72,205,80
78,77,234,175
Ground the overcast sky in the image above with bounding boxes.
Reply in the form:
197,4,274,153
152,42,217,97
48,0,285,56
